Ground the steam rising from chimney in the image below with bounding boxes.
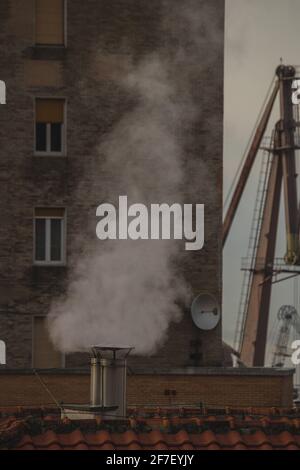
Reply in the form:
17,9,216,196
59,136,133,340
48,1,222,355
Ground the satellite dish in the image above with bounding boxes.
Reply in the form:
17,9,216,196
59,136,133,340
191,293,221,331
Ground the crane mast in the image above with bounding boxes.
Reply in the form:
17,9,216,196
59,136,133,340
224,65,300,366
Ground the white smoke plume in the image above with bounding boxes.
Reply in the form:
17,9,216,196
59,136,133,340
48,1,222,354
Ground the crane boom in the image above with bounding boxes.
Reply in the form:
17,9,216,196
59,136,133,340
223,80,279,246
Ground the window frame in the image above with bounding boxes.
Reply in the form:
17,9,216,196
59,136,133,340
34,0,67,47
33,208,67,266
34,97,67,157
32,315,65,368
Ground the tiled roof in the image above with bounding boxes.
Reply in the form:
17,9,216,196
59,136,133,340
1,407,300,450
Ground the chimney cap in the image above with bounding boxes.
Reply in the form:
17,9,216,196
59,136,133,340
92,344,132,350
90,345,133,359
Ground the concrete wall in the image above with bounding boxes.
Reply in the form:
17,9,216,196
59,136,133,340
0,0,224,369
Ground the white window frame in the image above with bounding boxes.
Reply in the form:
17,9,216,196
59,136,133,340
34,211,66,266
32,315,65,368
34,98,67,157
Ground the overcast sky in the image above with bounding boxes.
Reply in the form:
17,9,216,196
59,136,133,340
223,0,300,359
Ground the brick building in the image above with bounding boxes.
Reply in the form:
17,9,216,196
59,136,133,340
0,0,224,370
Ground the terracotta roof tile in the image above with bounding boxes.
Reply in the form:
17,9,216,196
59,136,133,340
1,407,300,450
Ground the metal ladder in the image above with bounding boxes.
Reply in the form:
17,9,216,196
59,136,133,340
234,136,274,352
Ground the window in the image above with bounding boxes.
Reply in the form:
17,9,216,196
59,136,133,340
33,316,63,368
35,0,65,46
35,99,65,155
34,208,66,265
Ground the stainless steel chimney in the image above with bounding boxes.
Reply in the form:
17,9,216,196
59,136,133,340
90,346,132,417
61,345,132,420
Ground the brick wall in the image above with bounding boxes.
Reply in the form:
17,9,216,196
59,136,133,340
128,373,294,408
0,369,294,408
0,0,224,369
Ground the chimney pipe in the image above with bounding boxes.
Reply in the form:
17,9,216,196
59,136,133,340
62,346,132,420
90,346,132,417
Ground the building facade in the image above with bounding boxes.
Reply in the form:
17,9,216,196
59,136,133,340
0,0,224,370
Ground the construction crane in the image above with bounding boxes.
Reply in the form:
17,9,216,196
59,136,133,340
224,64,300,366
271,305,300,367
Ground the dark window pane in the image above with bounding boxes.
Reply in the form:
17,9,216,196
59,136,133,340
50,123,62,152
36,123,47,151
50,218,62,261
35,219,46,261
